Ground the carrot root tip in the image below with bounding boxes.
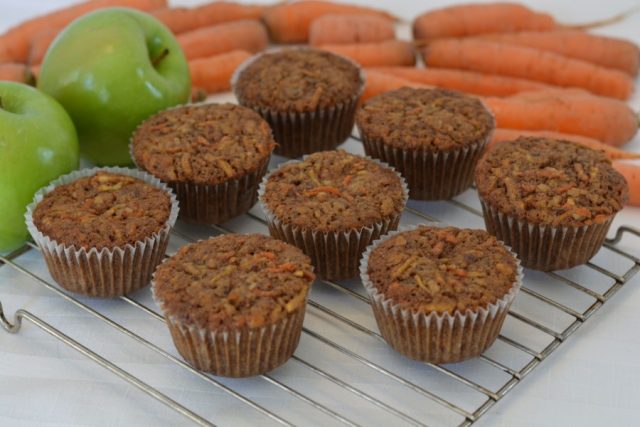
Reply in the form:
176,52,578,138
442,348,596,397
562,4,640,30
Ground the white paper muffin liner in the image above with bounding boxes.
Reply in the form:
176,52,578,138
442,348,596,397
129,103,273,224
359,224,523,364
480,200,614,271
25,167,179,298
232,47,366,158
258,154,409,280
151,261,311,377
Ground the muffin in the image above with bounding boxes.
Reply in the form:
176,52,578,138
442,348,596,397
25,167,179,298
259,150,407,280
356,87,495,200
152,234,315,377
232,48,365,158
131,103,275,224
360,225,522,364
475,137,628,271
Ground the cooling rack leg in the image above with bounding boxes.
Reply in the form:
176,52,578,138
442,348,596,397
0,301,216,427
0,301,21,333
606,226,640,245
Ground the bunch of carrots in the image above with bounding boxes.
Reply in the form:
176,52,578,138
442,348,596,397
0,0,638,205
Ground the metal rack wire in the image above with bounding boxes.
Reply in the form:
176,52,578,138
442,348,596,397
1,135,639,427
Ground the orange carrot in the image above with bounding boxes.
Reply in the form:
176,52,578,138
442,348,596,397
421,39,634,100
361,70,428,102
483,90,638,146
262,0,395,43
319,40,415,67
265,262,297,273
0,63,35,84
412,2,634,40
257,251,277,260
613,161,640,206
413,3,554,40
177,20,267,61
490,129,640,161
189,50,251,94
369,66,553,97
28,28,58,65
308,14,395,46
0,0,166,63
478,30,640,76
152,2,267,34
304,186,343,197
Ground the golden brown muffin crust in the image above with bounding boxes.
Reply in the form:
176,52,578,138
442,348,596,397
262,150,406,232
153,234,315,331
356,87,494,151
234,48,363,112
33,172,171,249
366,226,518,314
475,137,629,227
132,103,275,185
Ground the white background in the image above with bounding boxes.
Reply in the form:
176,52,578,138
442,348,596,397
1,1,640,426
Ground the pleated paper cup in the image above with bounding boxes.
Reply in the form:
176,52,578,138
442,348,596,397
359,131,491,201
232,48,365,158
167,159,269,224
258,156,408,280
152,279,309,377
359,225,523,364
480,200,614,271
25,167,179,298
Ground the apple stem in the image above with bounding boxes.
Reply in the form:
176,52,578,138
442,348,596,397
24,68,36,87
152,48,169,67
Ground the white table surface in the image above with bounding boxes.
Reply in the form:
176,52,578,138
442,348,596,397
1,1,639,426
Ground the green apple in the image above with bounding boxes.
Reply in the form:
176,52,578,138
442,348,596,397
0,82,79,253
38,8,190,166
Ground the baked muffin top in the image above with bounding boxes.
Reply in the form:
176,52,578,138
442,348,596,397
356,87,494,150
365,226,518,314
234,48,363,112
262,150,406,232
475,137,629,226
153,234,314,330
33,172,171,249
132,103,275,185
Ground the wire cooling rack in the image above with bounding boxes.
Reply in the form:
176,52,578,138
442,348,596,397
1,135,639,427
